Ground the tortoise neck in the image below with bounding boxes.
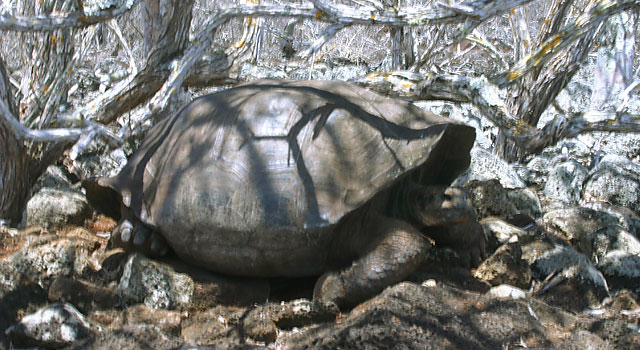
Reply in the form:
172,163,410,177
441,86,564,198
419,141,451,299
385,180,423,228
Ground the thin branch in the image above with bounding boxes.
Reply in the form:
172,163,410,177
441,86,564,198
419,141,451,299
492,0,640,87
300,23,347,58
0,97,118,145
0,0,141,32
618,79,640,112
355,71,640,156
108,19,137,76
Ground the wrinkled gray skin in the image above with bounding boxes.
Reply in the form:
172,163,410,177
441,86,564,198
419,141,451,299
84,79,485,308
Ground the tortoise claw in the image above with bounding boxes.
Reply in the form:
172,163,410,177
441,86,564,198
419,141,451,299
111,219,169,257
313,272,347,307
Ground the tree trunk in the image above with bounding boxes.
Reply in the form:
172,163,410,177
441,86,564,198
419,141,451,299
1,0,79,226
95,0,194,124
495,0,600,161
0,55,29,226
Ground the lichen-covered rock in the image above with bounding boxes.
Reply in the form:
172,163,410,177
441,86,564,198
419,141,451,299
464,179,541,221
583,201,640,237
529,244,610,311
278,282,596,349
6,303,95,349
65,324,185,350
26,188,91,229
543,160,588,205
454,147,527,189
597,250,640,292
118,254,195,310
473,242,532,289
480,217,530,251
579,225,640,262
583,154,640,212
0,229,100,290
244,307,279,343
33,165,75,192
542,207,619,243
559,330,609,350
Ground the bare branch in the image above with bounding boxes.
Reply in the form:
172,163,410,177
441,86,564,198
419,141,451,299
0,97,118,145
0,0,141,32
356,71,640,156
618,79,640,112
108,19,137,76
493,0,640,87
300,23,348,58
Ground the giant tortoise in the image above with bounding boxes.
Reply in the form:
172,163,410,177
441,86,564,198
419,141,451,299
83,79,485,308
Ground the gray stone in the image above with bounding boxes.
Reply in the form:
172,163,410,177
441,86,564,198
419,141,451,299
583,154,640,213
118,254,195,310
26,188,91,229
0,230,98,290
464,179,542,220
6,303,94,349
33,165,74,192
543,160,588,205
596,247,640,293
74,147,129,180
480,217,529,245
542,207,619,243
580,225,640,263
487,285,527,299
454,147,527,189
531,244,610,310
473,242,532,289
582,201,640,237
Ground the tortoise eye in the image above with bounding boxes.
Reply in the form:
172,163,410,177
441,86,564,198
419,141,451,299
441,193,453,202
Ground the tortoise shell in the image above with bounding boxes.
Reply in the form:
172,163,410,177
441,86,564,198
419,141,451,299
84,79,475,276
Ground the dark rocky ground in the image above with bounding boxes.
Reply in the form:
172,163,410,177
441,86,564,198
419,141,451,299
2,195,640,349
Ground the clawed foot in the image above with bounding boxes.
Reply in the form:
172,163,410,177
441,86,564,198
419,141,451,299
111,219,169,257
313,272,347,307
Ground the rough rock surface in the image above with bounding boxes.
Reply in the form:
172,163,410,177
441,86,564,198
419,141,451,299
454,147,527,188
2,221,639,349
464,179,541,221
543,160,588,206
26,188,91,229
6,303,95,348
583,154,640,212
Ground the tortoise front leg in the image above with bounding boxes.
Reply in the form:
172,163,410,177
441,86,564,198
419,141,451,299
313,216,430,309
111,203,170,257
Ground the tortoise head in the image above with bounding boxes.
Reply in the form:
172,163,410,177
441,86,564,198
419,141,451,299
409,185,477,227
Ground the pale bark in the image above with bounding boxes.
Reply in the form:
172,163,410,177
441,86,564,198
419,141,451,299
0,55,27,226
590,11,636,111
0,0,141,32
491,0,639,161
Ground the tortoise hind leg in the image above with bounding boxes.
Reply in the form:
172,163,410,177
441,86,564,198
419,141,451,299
112,218,169,257
313,216,430,308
